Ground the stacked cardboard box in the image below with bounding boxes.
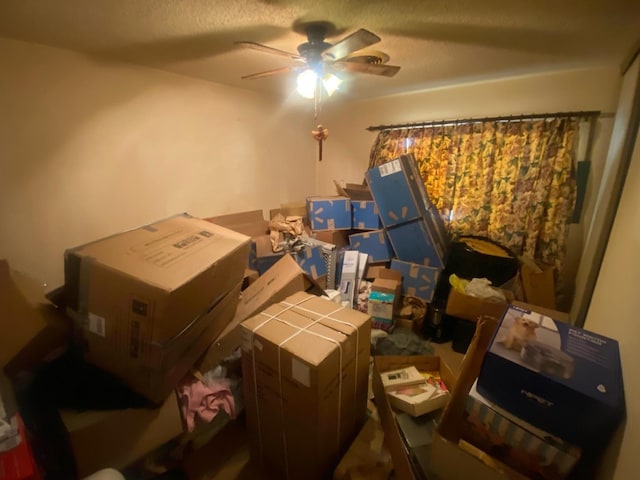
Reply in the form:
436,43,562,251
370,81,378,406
64,213,251,403
240,292,372,480
365,154,450,303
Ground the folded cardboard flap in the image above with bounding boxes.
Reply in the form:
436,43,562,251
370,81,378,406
205,210,269,238
0,259,70,377
195,254,325,374
372,356,456,480
519,262,557,310
446,288,515,323
430,316,530,480
62,394,182,478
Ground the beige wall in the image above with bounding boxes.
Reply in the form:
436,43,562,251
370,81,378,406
318,66,622,314
0,38,317,287
584,56,640,480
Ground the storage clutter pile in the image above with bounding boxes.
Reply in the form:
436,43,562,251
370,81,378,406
0,153,626,479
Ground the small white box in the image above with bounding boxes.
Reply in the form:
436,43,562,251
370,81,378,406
380,366,425,392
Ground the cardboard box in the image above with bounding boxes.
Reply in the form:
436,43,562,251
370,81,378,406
252,234,284,275
348,230,393,263
205,210,269,238
465,381,581,479
372,355,456,480
307,196,352,231
351,200,382,230
368,275,401,331
386,217,448,269
333,415,392,480
380,366,426,391
314,230,351,249
0,260,70,377
61,394,183,477
241,292,372,480
195,255,325,374
445,287,515,322
519,262,557,310
389,259,441,303
334,181,374,202
387,381,449,418
64,213,250,402
477,304,624,449
293,245,328,280
365,155,434,228
206,210,270,270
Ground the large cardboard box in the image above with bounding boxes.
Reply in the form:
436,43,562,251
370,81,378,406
306,196,352,231
61,394,183,477
386,217,448,269
389,259,441,303
195,254,325,374
477,304,624,449
365,155,434,228
64,213,250,402
351,200,383,230
348,230,394,262
241,292,372,480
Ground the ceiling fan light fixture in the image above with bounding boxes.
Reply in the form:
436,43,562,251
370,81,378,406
322,73,342,96
296,68,317,99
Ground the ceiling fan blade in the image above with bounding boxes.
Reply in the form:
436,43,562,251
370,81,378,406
323,29,381,61
235,41,302,61
241,66,293,80
334,61,401,77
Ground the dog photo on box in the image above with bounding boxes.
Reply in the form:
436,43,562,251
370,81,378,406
492,307,575,379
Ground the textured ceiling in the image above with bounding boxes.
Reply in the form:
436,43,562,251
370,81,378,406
0,0,639,101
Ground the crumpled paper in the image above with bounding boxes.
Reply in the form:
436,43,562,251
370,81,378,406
269,213,305,252
450,274,506,302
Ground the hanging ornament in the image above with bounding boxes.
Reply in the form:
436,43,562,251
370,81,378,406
311,125,329,162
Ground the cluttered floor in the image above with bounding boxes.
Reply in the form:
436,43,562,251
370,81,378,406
1,154,624,480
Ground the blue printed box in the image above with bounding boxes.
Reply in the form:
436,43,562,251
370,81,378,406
477,304,625,449
365,154,434,228
306,196,352,231
465,381,581,479
386,218,448,269
349,230,394,262
351,200,382,230
293,245,327,280
389,259,441,303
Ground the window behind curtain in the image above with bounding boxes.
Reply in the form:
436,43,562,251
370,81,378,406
368,118,579,272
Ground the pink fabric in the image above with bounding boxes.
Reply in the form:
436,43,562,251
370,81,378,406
177,378,236,432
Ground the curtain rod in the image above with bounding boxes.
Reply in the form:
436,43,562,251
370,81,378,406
366,110,605,132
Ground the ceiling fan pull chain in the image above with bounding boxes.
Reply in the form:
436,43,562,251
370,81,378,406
312,125,329,162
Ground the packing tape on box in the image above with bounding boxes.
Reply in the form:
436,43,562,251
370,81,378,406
249,295,359,480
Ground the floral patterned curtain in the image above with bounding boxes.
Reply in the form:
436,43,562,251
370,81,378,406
368,118,579,270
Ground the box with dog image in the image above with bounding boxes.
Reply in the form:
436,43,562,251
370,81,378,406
476,304,624,450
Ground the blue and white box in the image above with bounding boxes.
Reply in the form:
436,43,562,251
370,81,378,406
306,196,352,231
349,230,394,263
389,259,441,302
476,304,625,449
365,154,434,228
351,200,382,230
386,218,448,269
293,245,328,280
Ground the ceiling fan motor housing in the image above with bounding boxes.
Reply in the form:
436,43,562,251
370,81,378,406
297,23,332,68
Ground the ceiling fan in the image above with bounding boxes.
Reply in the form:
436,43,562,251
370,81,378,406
235,22,400,98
